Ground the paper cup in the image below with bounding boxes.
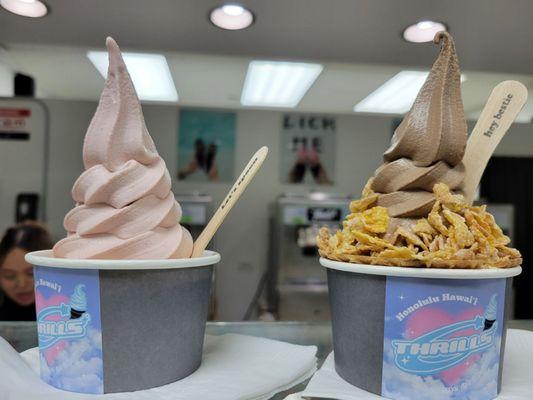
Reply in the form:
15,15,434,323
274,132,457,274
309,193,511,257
320,258,522,400
26,250,220,394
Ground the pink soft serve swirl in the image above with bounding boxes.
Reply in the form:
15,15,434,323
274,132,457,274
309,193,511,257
53,37,193,259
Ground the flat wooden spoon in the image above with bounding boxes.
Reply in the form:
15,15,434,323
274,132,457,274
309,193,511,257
462,80,528,204
192,146,269,257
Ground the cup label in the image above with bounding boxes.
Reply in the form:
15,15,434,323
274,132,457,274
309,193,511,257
34,266,103,394
382,277,505,400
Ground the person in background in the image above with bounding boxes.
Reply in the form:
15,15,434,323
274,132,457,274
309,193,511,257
0,221,54,321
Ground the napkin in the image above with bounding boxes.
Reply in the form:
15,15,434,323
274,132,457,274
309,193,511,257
0,333,317,400
297,329,533,400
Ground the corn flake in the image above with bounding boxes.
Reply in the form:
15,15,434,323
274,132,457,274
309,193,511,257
317,181,522,269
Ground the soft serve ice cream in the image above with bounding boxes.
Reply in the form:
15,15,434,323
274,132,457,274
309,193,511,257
372,32,466,218
53,38,193,259
317,32,521,268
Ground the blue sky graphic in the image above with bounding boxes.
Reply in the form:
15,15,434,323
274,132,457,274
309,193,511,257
40,328,103,394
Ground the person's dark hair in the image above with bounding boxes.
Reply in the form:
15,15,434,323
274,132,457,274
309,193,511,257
0,221,54,267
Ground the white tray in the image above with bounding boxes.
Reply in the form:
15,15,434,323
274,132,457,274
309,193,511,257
296,329,533,400
0,333,317,400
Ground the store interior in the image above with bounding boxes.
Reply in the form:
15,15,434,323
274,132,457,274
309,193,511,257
1,0,533,323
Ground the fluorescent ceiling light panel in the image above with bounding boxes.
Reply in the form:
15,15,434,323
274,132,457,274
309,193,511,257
87,51,178,102
241,61,323,108
354,71,466,114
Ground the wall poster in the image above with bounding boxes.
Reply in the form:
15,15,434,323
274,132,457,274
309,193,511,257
281,114,335,185
177,109,236,182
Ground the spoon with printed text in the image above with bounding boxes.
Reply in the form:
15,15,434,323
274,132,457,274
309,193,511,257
192,146,269,257
462,80,528,204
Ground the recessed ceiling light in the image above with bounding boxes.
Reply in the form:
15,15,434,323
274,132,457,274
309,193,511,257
354,71,466,115
241,61,323,108
209,4,254,30
403,20,447,43
87,51,178,102
0,0,48,17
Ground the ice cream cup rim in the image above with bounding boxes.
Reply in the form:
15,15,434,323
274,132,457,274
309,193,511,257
320,257,521,279
25,250,220,270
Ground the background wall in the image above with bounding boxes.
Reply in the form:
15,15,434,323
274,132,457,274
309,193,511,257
0,63,13,97
38,99,532,319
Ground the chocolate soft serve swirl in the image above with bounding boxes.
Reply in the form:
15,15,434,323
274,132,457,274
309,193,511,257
53,38,193,259
371,32,467,218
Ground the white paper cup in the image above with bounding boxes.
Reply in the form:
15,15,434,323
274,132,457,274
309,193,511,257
320,258,522,400
26,250,220,394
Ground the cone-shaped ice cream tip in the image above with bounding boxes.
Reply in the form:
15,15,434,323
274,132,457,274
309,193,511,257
383,30,467,167
483,294,498,330
53,36,194,260
106,36,118,51
371,31,468,218
69,284,87,320
83,36,158,172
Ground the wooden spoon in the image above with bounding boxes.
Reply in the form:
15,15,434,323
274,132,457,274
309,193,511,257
192,146,269,257
462,80,528,204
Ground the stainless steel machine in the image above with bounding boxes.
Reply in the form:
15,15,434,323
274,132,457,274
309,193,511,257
268,193,351,321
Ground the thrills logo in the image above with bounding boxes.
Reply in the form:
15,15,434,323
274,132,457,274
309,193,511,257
391,293,500,376
38,305,91,349
37,284,90,349
391,315,497,375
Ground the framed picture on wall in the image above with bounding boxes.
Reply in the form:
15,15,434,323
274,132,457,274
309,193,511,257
280,114,335,185
177,108,236,182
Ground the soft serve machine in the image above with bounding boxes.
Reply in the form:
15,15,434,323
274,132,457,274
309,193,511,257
268,193,351,320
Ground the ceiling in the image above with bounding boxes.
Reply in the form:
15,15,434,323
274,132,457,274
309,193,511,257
0,0,532,122
1,0,532,73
